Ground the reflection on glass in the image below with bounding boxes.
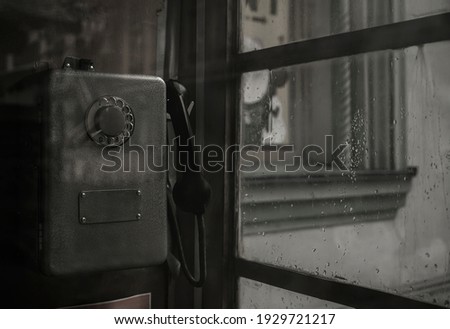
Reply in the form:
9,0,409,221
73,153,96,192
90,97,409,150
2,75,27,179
239,0,450,52
238,277,349,308
0,0,164,75
238,41,450,308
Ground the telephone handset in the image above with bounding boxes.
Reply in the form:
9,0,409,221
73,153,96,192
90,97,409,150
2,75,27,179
166,80,211,287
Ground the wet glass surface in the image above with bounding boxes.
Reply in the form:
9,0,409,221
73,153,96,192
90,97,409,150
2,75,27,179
238,41,450,308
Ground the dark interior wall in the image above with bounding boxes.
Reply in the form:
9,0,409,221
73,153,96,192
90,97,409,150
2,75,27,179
0,0,169,308
0,0,164,74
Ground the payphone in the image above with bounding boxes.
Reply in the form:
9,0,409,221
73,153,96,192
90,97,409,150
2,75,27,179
0,57,209,286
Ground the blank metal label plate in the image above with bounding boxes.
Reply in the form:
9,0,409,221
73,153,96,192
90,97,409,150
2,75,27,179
79,189,143,224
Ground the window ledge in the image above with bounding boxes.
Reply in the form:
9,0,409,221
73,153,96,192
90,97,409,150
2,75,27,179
240,168,417,235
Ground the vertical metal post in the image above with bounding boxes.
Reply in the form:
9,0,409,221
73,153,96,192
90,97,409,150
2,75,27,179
350,0,370,170
198,0,237,308
290,0,312,154
391,0,407,170
332,0,352,168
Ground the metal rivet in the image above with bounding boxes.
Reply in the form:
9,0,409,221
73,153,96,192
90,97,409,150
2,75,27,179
81,192,86,198
81,216,87,223
136,213,141,220
137,190,141,196
64,62,71,68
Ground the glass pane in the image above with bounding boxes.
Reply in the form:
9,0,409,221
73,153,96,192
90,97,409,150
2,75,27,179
0,0,165,75
238,41,450,308
238,277,350,308
239,0,450,52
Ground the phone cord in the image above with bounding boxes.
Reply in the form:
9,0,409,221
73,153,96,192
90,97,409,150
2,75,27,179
167,185,206,287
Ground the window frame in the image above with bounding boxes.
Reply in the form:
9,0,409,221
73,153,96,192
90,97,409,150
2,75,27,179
193,0,450,308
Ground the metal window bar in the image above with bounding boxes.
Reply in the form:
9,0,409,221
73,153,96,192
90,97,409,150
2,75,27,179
235,259,443,309
234,13,450,73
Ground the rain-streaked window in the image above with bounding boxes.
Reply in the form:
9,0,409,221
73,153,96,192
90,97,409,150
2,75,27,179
238,0,450,308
